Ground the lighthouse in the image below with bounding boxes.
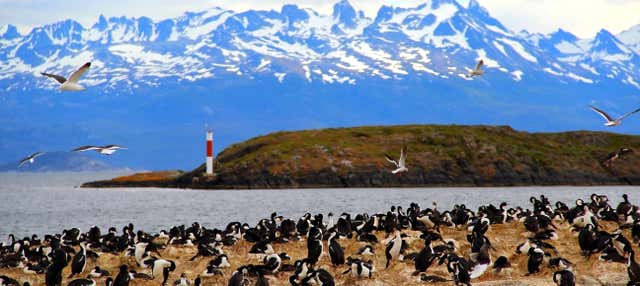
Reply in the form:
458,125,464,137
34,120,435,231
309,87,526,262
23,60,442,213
206,130,213,175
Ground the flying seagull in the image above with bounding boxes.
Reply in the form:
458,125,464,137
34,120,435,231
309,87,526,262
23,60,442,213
384,146,408,175
590,105,640,127
73,145,126,155
18,152,45,168
41,62,91,91
601,147,633,168
467,59,484,78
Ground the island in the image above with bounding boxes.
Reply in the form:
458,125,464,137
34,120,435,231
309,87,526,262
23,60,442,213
82,124,640,189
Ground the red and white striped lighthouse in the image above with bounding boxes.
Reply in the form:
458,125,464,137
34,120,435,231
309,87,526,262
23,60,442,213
206,130,213,175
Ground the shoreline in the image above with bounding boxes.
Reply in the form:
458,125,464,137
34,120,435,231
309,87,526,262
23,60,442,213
80,170,638,190
81,183,640,191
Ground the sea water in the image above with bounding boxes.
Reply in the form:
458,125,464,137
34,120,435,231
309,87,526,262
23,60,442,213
0,172,638,238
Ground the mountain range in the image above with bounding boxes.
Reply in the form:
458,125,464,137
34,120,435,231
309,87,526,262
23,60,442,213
1,0,640,170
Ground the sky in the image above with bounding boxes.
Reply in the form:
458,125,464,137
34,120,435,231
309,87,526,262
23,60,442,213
1,0,640,38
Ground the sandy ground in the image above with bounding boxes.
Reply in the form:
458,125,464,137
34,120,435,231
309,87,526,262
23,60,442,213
0,220,632,286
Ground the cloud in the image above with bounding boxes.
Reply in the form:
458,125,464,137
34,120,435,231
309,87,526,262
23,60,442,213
476,0,640,37
1,0,639,38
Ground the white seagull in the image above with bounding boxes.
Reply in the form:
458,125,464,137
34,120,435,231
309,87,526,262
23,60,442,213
73,145,126,155
18,152,45,167
467,59,484,78
590,105,640,127
384,146,408,175
41,62,91,91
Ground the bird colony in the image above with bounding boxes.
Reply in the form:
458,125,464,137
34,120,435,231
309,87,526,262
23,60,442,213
1,193,640,285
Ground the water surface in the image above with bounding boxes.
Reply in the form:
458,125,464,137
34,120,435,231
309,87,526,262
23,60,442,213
0,172,637,239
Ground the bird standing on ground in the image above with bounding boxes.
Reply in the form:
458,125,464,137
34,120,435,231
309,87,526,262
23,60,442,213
113,265,130,286
68,242,87,278
148,259,176,285
385,230,403,269
327,231,344,266
41,62,91,91
306,228,323,265
413,236,436,276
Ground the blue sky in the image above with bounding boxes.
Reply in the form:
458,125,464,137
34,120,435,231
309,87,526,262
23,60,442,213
1,0,639,38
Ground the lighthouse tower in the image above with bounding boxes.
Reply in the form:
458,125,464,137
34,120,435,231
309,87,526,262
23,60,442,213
206,130,213,175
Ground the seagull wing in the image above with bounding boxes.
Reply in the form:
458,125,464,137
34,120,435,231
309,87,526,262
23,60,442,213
616,108,640,121
474,60,484,71
32,152,45,159
41,72,67,84
590,106,614,122
399,146,407,167
18,157,30,167
384,153,399,168
103,144,125,149
67,62,91,83
73,145,99,152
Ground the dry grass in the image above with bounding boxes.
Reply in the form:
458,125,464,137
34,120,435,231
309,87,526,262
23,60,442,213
111,171,182,183
0,220,632,285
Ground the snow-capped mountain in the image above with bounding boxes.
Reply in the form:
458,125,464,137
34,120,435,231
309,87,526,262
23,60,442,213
1,0,638,90
619,24,640,54
1,0,640,169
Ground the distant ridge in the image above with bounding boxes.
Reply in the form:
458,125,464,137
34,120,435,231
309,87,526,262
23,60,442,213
0,151,118,172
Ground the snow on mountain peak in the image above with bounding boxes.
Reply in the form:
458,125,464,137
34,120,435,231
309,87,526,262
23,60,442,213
550,28,578,42
93,15,109,31
332,0,357,28
0,0,639,91
618,24,640,54
0,24,20,40
589,28,633,61
281,4,311,24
